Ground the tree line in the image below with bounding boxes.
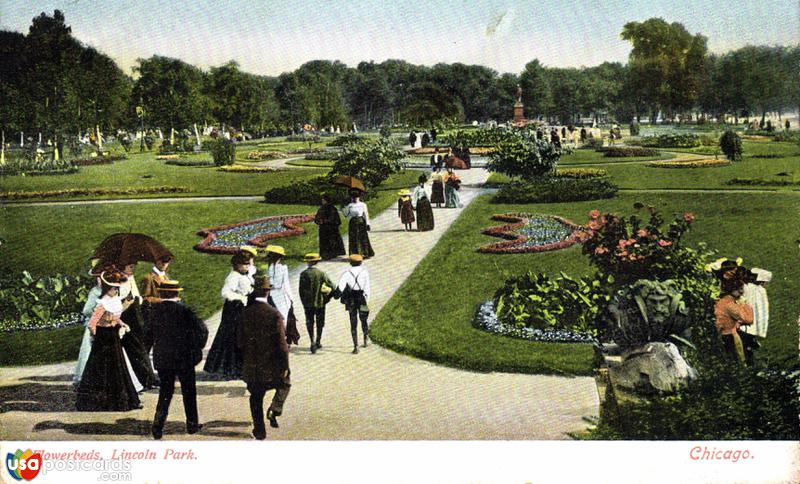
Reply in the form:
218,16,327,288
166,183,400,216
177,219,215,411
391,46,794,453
1,12,798,142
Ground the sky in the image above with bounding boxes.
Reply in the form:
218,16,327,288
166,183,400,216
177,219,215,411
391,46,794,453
1,0,798,77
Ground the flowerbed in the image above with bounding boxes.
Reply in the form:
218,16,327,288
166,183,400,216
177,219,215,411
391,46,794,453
1,186,192,201
647,159,729,168
598,146,660,157
246,150,287,161
0,159,78,176
194,214,315,254
155,154,181,161
71,154,127,165
0,313,82,333
640,134,701,148
217,164,282,173
555,168,608,179
479,213,583,254
725,177,800,186
165,159,214,167
473,300,596,343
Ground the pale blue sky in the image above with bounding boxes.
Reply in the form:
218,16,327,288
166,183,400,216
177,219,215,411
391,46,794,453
1,0,797,76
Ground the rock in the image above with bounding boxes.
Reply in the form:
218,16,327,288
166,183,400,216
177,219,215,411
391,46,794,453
609,342,697,393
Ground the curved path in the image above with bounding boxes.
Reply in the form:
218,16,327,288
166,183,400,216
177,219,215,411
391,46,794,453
0,167,598,441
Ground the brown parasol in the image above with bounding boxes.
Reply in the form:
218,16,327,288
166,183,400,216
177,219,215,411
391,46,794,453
92,233,173,266
332,175,366,192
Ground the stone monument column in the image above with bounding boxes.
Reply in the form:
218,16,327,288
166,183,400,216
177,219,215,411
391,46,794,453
513,84,525,125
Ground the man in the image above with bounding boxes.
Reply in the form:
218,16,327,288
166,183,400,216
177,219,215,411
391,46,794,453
298,253,335,354
148,280,209,440
333,254,371,354
741,268,771,365
238,276,291,439
140,254,173,352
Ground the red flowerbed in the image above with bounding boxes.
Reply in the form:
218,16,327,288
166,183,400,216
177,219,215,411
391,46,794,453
478,213,584,254
194,214,315,254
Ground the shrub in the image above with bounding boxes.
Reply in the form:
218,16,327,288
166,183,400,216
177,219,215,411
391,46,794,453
264,176,374,205
0,271,89,327
629,122,640,136
288,147,325,154
165,159,214,167
379,125,392,138
640,134,701,148
724,178,800,187
492,178,618,204
493,272,612,336
719,129,743,161
0,158,78,176
554,168,608,179
487,133,561,181
70,154,127,166
286,134,320,143
698,134,719,146
441,127,514,147
581,137,604,150
209,138,236,166
599,146,660,157
330,137,404,188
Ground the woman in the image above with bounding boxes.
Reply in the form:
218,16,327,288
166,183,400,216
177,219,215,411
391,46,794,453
444,168,461,208
430,167,445,208
265,245,292,324
74,261,104,386
714,268,754,364
76,271,142,411
119,262,157,389
204,253,252,379
342,189,374,258
397,189,415,231
413,175,435,231
314,194,346,260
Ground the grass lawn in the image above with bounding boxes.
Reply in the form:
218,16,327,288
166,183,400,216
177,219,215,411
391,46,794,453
284,159,336,168
663,140,800,158
560,149,673,165
1,151,327,200
370,191,800,375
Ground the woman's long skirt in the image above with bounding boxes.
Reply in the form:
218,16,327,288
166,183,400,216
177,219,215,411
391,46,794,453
120,302,157,388
348,216,375,257
431,180,445,204
203,300,244,380
416,198,435,231
445,185,461,208
76,326,141,411
73,326,93,384
319,224,346,259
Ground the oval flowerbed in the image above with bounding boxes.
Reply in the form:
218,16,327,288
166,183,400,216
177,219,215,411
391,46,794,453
478,213,583,253
195,214,315,254
474,301,595,343
647,158,730,168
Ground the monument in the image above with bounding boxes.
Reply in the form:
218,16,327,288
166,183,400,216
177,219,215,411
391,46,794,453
513,84,526,126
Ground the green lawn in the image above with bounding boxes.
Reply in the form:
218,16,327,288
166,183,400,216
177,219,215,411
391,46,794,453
284,159,336,168
560,149,673,165
370,192,800,375
664,140,800,158
1,151,327,200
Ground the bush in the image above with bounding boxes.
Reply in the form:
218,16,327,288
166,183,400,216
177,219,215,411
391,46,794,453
71,154,127,165
488,132,561,181
599,146,660,157
0,158,78,176
264,176,374,205
640,134,701,148
492,178,618,204
165,159,214,167
724,177,800,186
719,129,743,161
493,272,612,336
209,138,236,166
0,271,89,327
698,134,719,146
441,127,514,147
581,137,604,150
286,134,320,143
379,126,391,138
330,137,404,188
629,122,640,136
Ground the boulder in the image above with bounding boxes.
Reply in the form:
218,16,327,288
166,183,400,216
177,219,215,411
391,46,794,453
609,341,697,393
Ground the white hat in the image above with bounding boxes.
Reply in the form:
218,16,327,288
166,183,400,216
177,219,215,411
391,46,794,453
751,268,772,283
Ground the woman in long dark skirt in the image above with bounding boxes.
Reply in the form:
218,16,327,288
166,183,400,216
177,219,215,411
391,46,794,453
204,254,252,380
314,194,346,260
413,176,435,231
76,271,142,411
342,189,374,258
430,167,445,207
119,262,157,389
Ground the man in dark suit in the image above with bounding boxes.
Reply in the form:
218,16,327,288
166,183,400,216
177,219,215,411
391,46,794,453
298,253,335,354
147,280,209,440
237,276,291,440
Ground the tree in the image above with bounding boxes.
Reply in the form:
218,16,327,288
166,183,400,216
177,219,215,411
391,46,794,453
330,137,404,188
519,59,551,119
132,56,208,131
207,61,279,132
487,130,561,180
397,81,463,126
719,129,742,161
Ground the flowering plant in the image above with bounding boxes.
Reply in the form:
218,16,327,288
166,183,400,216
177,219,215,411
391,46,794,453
580,204,696,284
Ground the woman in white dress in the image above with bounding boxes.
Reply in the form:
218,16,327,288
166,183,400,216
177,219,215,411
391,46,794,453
264,245,292,324
341,190,375,257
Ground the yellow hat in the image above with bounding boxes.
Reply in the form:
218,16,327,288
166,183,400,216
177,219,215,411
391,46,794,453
349,254,364,263
239,245,258,257
158,279,184,292
304,253,321,262
265,245,285,256
398,189,412,196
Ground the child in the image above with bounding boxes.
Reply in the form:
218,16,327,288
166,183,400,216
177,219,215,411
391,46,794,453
397,189,415,231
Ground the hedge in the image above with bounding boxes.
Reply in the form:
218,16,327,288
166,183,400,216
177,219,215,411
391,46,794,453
492,178,618,204
264,176,374,205
598,146,660,157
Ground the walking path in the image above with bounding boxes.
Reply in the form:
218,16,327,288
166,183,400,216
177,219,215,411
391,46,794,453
0,167,598,441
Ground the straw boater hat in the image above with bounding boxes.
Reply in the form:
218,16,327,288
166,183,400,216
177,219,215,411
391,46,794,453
304,253,321,263
158,279,184,293
265,245,286,256
397,189,412,196
349,254,363,264
239,246,258,257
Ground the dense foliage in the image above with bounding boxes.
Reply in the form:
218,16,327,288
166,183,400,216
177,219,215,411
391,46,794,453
719,129,743,161
0,158,77,176
0,271,89,330
639,134,701,148
209,138,236,166
487,132,561,180
264,176,373,205
492,178,618,204
599,146,660,157
330,137,404,188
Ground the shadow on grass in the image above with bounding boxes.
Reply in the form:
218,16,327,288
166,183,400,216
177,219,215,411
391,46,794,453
33,418,250,438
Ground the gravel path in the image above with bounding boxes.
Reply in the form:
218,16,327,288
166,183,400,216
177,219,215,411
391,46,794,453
0,167,599,441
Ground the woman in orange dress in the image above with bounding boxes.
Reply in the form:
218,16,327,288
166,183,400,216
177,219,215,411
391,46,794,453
714,269,754,364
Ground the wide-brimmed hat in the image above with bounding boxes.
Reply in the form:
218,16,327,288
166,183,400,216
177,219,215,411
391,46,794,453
265,245,286,256
158,279,184,292
88,258,104,276
349,254,364,264
397,189,412,196
239,246,258,257
99,270,127,287
304,253,321,262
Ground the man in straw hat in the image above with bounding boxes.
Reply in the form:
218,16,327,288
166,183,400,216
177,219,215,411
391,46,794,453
238,275,291,439
299,253,335,353
148,280,209,440
333,254,371,354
